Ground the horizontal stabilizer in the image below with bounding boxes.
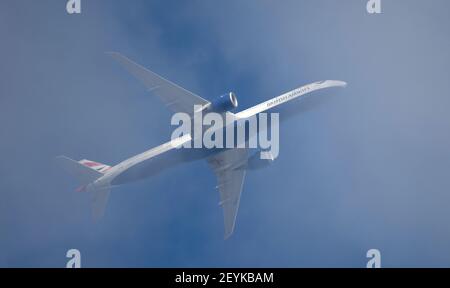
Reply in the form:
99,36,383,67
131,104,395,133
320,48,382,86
56,156,104,185
57,156,112,219
89,185,111,220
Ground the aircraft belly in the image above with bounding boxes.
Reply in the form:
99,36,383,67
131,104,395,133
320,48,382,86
110,146,215,185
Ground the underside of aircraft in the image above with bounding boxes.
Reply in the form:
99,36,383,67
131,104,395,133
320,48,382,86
57,52,346,239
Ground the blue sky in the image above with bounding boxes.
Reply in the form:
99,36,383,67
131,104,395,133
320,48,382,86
1,0,450,267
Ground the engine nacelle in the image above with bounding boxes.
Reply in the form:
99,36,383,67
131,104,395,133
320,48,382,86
207,92,238,113
247,151,275,170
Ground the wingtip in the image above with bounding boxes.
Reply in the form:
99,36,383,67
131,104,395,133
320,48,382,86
223,226,235,240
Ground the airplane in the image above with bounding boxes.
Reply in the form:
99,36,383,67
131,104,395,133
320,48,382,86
57,52,347,239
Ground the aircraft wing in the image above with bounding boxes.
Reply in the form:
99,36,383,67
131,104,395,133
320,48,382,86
108,52,210,114
207,148,249,239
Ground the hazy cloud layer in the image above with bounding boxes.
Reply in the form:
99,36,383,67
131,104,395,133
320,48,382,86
1,0,450,267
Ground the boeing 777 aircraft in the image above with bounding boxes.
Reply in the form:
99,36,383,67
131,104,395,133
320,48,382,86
58,52,346,238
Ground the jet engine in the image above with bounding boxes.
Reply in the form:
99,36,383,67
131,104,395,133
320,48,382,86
207,92,238,113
